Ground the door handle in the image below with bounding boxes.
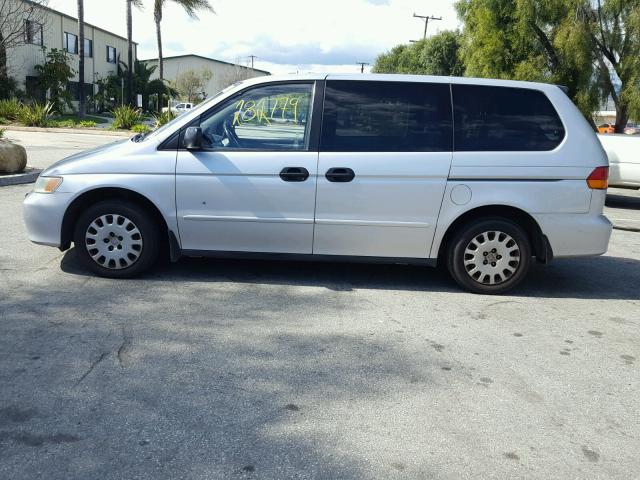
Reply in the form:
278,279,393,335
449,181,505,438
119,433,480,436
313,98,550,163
279,167,309,182
325,167,355,182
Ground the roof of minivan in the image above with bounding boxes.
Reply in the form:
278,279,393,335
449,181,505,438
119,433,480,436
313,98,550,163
242,73,562,92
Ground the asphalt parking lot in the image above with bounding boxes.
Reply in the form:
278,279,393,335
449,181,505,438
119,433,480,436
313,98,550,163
1,130,639,479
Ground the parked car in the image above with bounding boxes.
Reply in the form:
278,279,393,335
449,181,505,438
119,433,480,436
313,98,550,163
24,74,612,294
623,123,640,135
598,134,640,189
162,102,193,115
598,123,615,134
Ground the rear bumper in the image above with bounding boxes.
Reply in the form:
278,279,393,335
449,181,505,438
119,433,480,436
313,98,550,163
23,191,72,248
534,213,612,258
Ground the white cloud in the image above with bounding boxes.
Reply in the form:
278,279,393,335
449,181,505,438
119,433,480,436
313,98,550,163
48,0,460,74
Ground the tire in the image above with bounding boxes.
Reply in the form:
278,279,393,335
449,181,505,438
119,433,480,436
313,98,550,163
73,200,161,278
446,217,531,294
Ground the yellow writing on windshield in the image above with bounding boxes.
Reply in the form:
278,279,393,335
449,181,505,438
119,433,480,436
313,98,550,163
233,96,304,126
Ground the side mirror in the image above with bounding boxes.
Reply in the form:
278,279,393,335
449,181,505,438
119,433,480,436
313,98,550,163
183,127,203,150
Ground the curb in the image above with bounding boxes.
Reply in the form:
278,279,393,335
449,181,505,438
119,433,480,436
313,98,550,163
0,167,42,186
2,125,131,137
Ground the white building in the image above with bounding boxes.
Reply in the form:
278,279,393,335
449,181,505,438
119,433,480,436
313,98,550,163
141,54,269,101
4,0,136,106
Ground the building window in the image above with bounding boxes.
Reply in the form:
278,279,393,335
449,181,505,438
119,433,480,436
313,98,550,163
67,81,94,102
83,38,93,58
24,20,43,46
26,76,45,103
64,32,78,54
106,46,116,64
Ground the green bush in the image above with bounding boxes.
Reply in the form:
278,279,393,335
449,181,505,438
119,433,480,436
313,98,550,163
50,119,77,128
0,128,4,138
131,123,151,134
17,102,54,127
153,110,176,128
78,120,97,128
0,99,22,121
111,105,144,130
0,117,8,125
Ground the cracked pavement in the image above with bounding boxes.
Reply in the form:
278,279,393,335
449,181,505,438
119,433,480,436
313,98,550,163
0,130,639,479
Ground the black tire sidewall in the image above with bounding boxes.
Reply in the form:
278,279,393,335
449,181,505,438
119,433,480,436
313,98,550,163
73,200,161,278
447,218,531,294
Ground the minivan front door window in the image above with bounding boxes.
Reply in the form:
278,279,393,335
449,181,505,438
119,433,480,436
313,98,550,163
198,83,313,151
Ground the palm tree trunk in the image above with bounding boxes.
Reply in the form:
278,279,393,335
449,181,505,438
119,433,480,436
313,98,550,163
77,0,85,117
126,0,134,105
154,3,164,80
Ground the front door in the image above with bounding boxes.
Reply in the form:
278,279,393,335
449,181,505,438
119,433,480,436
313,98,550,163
176,81,318,254
313,79,453,258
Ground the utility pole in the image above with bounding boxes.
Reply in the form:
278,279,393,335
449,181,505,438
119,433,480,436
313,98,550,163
356,62,369,73
413,13,442,39
248,55,257,69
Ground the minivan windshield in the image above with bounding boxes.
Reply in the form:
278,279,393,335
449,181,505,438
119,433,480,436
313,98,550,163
139,81,248,142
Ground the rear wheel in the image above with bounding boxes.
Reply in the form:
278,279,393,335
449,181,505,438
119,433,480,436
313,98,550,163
447,218,531,294
73,200,161,278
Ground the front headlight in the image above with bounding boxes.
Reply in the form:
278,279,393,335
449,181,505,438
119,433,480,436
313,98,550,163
33,176,63,193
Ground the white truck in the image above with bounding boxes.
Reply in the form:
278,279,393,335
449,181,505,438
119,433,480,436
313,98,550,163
162,102,194,115
598,134,640,189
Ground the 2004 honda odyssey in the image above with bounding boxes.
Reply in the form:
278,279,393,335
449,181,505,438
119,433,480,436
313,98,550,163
23,74,612,294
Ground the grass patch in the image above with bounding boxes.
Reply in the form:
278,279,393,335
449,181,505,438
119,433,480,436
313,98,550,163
53,114,108,124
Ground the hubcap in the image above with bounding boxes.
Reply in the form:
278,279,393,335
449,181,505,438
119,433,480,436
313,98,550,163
463,231,520,285
85,214,143,270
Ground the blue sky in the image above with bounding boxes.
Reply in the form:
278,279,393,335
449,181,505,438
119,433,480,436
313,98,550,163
48,0,461,74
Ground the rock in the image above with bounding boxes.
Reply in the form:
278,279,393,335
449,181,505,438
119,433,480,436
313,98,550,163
0,140,27,174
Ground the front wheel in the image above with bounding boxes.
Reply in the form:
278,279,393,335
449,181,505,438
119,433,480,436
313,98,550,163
447,218,531,294
73,200,161,278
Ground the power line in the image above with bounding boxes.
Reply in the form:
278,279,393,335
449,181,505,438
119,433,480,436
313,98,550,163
356,62,369,73
412,13,442,39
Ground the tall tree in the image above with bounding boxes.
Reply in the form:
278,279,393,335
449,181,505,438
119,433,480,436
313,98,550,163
373,30,465,76
77,0,85,117
153,0,213,80
456,0,640,131
125,0,143,105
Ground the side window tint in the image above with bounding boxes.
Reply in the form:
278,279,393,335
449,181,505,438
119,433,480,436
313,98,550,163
452,85,565,151
199,83,314,151
320,81,452,152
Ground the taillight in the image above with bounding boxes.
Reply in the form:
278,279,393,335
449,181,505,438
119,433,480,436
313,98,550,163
587,166,609,190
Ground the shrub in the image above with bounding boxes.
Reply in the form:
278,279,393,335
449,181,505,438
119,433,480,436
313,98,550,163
131,123,151,134
0,128,4,138
50,119,77,128
0,99,22,120
111,105,144,130
78,120,97,128
154,110,176,128
17,102,54,127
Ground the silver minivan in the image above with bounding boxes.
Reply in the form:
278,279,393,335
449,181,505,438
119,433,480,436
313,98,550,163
24,74,612,294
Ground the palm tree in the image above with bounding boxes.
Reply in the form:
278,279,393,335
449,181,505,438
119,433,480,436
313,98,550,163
126,0,143,105
154,0,213,80
77,0,85,117
119,60,178,110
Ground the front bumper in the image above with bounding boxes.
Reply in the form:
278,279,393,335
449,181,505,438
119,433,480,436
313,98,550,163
534,213,612,258
23,191,73,248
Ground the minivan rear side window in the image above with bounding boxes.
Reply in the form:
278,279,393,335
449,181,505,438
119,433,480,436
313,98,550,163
321,81,452,152
452,85,565,152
